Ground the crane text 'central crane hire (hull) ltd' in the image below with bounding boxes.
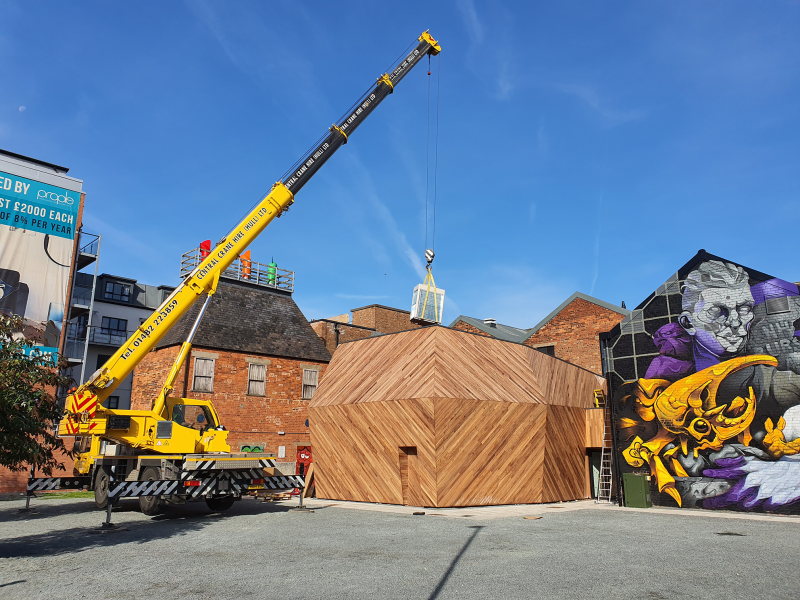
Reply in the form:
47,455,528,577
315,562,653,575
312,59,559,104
30,31,441,516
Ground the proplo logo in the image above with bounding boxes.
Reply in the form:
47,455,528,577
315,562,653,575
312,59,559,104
37,189,75,206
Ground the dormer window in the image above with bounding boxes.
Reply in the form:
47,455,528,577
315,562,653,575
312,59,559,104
104,281,131,302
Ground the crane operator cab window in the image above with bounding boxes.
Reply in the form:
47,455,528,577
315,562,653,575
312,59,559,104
171,404,216,431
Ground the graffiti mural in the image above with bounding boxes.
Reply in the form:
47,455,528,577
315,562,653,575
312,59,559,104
605,251,800,512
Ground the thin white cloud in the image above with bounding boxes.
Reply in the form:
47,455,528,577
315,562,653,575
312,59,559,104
457,0,517,100
343,154,427,281
557,83,648,125
590,233,600,295
457,0,484,44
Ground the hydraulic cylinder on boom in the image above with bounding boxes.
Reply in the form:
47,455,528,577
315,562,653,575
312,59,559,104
34,31,441,515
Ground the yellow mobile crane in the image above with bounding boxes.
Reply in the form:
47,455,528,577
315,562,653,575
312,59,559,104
28,31,441,516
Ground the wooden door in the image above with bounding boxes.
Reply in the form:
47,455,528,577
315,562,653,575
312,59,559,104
399,446,419,506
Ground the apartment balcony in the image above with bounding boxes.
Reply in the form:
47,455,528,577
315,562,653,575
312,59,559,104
75,231,100,272
89,327,128,346
180,248,295,293
69,285,93,318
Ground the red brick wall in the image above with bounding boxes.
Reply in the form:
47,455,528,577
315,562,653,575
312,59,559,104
132,347,327,460
524,298,625,374
451,321,492,337
352,306,421,334
0,451,76,494
310,321,375,355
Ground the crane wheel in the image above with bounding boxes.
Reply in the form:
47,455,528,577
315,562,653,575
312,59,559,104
138,466,165,516
94,466,110,510
206,496,235,513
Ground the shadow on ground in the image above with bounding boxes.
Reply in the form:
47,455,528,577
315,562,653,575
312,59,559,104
0,498,305,559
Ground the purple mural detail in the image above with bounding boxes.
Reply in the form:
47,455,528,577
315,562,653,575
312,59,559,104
703,455,800,511
646,324,695,381
750,278,799,306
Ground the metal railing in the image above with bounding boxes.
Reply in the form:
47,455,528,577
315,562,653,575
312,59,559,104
78,232,100,256
65,323,130,353
89,327,128,346
71,286,93,307
179,248,295,292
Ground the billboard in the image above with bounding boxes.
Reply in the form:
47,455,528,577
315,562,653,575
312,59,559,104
0,153,82,345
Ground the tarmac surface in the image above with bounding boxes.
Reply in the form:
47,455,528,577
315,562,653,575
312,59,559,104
1,495,799,599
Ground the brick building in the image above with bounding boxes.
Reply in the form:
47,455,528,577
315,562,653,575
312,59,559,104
450,292,629,375
132,279,331,469
311,304,421,354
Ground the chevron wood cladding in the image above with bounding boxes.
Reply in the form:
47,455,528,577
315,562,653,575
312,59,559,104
309,327,439,407
310,326,606,408
586,408,605,448
542,406,588,503
434,399,547,506
309,399,435,506
309,326,606,506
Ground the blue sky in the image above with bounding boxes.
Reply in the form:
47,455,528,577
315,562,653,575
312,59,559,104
2,1,799,327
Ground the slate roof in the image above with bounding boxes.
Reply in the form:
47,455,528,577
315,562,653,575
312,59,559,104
446,315,531,343
449,292,629,343
157,280,331,363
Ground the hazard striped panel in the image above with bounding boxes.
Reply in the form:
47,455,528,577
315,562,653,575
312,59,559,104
108,479,181,499
106,473,305,498
27,476,92,492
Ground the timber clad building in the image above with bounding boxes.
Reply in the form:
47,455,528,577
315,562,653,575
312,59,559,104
132,279,331,466
309,326,608,507
450,292,629,375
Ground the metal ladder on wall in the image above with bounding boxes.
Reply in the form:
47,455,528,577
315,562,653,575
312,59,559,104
594,389,614,505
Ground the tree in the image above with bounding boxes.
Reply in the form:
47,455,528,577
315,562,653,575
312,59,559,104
0,314,74,475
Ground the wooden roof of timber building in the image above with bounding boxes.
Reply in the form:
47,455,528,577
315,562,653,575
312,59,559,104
157,280,331,363
308,326,606,508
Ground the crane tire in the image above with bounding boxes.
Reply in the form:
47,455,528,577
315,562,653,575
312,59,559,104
206,496,235,513
138,466,164,516
94,466,110,510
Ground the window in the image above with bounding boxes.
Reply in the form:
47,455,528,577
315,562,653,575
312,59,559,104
172,404,215,430
105,396,119,409
248,364,266,396
193,358,215,392
535,345,555,357
101,317,127,336
104,281,131,302
302,369,319,399
96,354,112,371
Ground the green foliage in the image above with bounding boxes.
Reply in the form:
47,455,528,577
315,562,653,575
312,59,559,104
0,314,74,475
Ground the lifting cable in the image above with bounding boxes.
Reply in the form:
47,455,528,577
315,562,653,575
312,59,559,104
419,53,442,323
424,52,441,257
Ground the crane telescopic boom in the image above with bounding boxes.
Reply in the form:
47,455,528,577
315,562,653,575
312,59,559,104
61,31,441,431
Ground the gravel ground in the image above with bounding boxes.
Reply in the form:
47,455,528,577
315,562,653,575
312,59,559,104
1,496,799,599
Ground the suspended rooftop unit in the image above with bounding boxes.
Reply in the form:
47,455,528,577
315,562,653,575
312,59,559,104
410,282,445,325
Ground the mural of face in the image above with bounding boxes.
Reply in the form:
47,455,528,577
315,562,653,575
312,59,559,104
687,286,754,353
680,261,754,355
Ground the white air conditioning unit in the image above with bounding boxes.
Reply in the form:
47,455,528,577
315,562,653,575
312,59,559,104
410,283,445,324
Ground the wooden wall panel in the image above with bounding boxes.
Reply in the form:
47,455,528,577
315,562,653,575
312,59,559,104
526,348,606,409
310,327,439,407
435,399,547,507
310,398,435,506
585,408,604,448
541,406,588,503
433,330,546,403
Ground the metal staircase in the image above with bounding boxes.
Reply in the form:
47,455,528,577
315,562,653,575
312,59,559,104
594,389,614,505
